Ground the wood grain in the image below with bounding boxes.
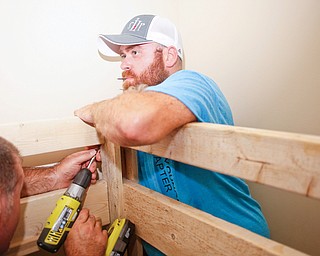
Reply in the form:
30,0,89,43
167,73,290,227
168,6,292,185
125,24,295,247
2,118,319,255
0,117,101,157
123,179,309,256
133,123,320,199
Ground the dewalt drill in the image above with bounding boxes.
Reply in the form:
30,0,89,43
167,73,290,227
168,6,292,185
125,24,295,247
37,156,94,253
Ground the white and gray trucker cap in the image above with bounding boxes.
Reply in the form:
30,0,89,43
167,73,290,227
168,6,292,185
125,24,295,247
97,14,183,60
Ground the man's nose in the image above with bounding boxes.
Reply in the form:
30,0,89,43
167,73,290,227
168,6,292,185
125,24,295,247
120,59,130,70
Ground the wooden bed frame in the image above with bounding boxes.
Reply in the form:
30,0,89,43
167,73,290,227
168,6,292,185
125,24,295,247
1,117,319,256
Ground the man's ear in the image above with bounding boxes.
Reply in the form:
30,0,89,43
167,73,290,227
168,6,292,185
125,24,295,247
164,46,179,68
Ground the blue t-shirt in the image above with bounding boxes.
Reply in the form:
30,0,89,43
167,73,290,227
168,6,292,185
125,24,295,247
138,70,270,255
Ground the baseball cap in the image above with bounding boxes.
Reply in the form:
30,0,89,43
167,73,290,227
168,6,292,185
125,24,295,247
97,14,183,60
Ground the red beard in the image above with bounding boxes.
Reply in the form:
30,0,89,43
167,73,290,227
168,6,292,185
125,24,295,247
122,51,169,91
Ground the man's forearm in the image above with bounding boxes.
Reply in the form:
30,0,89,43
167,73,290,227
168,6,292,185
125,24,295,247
21,166,58,197
91,91,196,146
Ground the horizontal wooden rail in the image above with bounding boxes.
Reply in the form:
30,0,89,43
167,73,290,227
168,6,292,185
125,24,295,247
133,123,320,200
0,117,101,157
123,179,308,256
2,118,319,255
7,180,109,256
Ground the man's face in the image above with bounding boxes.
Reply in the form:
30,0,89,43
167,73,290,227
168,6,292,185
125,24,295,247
0,155,24,254
119,43,169,90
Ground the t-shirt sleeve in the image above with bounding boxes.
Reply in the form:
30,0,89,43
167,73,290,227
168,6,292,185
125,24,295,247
146,70,234,125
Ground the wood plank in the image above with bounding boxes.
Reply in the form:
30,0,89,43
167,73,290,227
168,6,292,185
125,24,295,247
133,123,320,200
7,180,110,256
121,148,143,256
123,179,309,256
122,147,139,182
0,117,101,157
101,141,124,222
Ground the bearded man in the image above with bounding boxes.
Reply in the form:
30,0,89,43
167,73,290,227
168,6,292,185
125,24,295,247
75,14,270,256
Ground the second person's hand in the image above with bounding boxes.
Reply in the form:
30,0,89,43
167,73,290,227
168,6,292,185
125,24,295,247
64,208,108,256
53,149,100,189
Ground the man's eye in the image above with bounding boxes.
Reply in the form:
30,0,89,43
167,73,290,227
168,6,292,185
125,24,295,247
120,53,126,59
132,50,139,56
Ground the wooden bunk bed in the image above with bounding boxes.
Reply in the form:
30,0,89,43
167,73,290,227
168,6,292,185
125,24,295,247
1,117,319,256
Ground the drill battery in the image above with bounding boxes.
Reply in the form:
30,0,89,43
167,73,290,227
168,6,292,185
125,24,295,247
106,218,135,256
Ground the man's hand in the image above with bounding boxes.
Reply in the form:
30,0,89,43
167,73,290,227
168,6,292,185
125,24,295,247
54,149,100,189
64,208,108,256
22,149,101,197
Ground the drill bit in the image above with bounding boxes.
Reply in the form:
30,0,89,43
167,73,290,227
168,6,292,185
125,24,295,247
87,153,97,169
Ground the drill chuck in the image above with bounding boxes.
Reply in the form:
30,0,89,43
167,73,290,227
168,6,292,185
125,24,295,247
73,168,91,188
64,168,91,201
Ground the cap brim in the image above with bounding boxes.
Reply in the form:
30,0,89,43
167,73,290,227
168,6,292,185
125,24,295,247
97,34,152,57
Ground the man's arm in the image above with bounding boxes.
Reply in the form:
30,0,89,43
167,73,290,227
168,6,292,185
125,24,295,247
22,166,58,197
21,149,99,197
75,91,196,147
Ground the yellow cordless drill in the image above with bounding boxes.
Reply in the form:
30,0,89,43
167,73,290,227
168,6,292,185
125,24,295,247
106,218,135,256
37,156,94,253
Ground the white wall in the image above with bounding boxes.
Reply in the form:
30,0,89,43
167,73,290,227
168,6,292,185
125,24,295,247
1,1,320,255
1,0,319,135
178,1,320,255
179,0,320,136
0,0,179,123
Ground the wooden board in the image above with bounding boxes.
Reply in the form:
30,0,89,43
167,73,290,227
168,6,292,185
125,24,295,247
133,123,320,200
123,179,309,256
2,118,319,256
7,180,109,256
101,141,124,222
0,117,101,157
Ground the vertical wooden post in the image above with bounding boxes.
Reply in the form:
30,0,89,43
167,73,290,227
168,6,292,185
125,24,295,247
121,147,144,256
101,142,143,256
101,140,124,222
121,147,139,181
